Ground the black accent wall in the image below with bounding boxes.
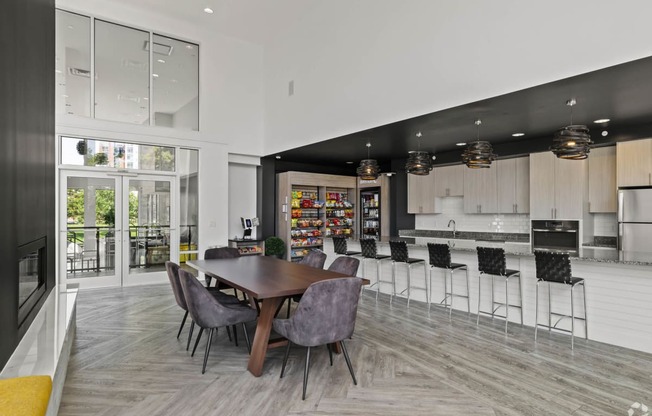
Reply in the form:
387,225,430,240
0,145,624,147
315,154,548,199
0,0,55,369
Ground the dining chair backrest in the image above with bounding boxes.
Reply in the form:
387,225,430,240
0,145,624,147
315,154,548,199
534,251,573,284
332,236,348,255
178,268,252,329
328,256,360,276
284,277,363,347
165,261,187,311
476,247,506,275
389,240,409,262
204,247,241,260
301,249,327,269
427,243,452,269
359,239,378,258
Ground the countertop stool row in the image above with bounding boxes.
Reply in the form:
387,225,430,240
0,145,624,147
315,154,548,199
349,238,587,348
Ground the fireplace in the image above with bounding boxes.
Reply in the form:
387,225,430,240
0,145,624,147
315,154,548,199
17,237,47,328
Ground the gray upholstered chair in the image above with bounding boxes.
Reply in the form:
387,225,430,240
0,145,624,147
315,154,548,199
178,268,258,374
285,249,328,317
165,261,241,351
328,256,360,276
273,277,363,400
203,247,241,287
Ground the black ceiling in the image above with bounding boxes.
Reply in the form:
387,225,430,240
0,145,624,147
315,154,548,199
269,55,652,169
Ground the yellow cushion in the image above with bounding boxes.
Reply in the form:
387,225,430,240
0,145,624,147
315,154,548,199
0,376,52,416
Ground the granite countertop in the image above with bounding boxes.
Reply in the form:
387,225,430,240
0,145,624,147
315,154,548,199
399,229,529,243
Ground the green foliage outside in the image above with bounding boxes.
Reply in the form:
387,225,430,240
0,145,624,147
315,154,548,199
67,189,140,241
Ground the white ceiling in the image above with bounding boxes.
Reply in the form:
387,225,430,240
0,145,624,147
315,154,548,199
103,0,317,46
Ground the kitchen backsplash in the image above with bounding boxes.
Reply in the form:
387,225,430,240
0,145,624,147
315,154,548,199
414,197,530,233
414,197,618,237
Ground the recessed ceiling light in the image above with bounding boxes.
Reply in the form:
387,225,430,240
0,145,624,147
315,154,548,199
594,118,610,124
67,25,74,30
602,130,609,137
275,155,281,159
61,94,69,98
152,73,159,78
55,69,62,74
456,142,466,146
185,45,194,50
346,161,354,164
143,97,149,100
512,132,525,137
157,59,166,64
203,7,214,14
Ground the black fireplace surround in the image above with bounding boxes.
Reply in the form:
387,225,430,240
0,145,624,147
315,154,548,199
17,238,47,329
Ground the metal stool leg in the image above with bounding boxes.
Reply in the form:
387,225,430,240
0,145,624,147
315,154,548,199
548,282,552,333
424,262,429,306
406,264,412,308
376,259,381,302
571,285,575,350
490,275,495,320
465,267,471,316
518,274,523,324
504,276,509,334
448,269,453,319
535,280,540,341
582,282,588,339
428,267,433,312
390,261,396,304
476,274,482,325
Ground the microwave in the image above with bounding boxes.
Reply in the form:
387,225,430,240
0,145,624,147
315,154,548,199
531,220,579,254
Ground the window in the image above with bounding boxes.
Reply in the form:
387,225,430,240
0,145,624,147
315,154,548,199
55,10,91,117
178,149,199,263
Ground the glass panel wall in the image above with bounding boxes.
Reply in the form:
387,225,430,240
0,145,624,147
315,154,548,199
94,20,150,125
178,149,199,263
55,10,91,117
152,35,199,131
61,136,175,172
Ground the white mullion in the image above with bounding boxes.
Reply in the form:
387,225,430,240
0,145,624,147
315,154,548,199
90,16,96,119
149,31,154,126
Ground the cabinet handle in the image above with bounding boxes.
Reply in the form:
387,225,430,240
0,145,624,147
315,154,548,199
588,201,591,212
551,208,554,218
446,188,450,197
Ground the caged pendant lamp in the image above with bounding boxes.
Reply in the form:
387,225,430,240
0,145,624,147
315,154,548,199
357,142,380,180
550,99,592,160
462,119,496,168
406,132,434,175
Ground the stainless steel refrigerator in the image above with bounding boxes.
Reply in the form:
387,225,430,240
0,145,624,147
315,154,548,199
618,188,652,253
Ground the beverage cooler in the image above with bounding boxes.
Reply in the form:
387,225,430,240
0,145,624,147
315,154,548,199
360,188,381,238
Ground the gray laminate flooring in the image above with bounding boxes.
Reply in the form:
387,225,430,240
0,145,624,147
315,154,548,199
59,284,652,415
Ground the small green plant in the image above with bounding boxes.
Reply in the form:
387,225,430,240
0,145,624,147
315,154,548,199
265,236,285,258
94,152,109,166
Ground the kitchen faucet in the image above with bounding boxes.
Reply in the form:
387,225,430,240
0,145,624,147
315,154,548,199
448,219,456,238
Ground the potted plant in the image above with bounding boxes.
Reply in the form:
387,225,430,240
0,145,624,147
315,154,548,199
265,236,286,259
76,140,87,155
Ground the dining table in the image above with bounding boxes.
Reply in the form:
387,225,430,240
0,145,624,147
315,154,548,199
186,256,366,377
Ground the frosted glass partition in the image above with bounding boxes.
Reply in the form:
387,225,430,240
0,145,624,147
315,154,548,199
152,35,199,131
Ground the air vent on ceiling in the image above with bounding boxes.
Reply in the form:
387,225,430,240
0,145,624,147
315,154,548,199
117,94,141,104
68,67,90,77
143,41,173,56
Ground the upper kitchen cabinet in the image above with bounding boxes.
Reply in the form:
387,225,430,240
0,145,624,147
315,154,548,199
496,157,530,214
407,173,436,214
433,165,464,197
463,166,497,214
617,139,652,187
588,146,617,213
530,152,586,219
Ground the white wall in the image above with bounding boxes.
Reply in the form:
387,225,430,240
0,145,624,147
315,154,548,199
228,163,258,239
263,0,652,154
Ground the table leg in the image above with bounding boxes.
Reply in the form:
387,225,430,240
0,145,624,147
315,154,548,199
247,296,283,377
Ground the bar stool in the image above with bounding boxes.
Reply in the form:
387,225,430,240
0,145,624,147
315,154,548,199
426,243,470,316
389,240,427,307
534,251,587,349
332,236,361,257
359,238,391,300
476,247,523,333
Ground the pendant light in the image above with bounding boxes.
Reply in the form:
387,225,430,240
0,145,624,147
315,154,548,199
356,142,380,180
551,99,592,160
406,132,434,175
462,119,496,168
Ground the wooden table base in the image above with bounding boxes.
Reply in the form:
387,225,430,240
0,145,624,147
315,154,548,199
247,297,283,376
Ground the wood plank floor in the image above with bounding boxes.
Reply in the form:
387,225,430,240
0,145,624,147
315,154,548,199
59,284,652,415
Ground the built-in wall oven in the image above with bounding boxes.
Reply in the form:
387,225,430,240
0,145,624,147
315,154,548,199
531,220,579,254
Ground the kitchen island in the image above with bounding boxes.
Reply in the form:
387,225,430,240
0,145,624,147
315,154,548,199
323,235,652,354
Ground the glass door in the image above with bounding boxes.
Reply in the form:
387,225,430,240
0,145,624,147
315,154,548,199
60,170,176,288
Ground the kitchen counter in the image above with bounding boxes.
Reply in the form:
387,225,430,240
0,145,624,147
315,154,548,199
399,229,529,243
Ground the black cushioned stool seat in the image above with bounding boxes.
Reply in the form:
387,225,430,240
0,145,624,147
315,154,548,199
333,236,362,257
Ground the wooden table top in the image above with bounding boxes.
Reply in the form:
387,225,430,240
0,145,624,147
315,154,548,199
188,256,364,299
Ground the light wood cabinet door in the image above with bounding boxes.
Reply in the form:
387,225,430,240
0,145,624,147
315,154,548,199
407,173,436,214
589,146,617,213
617,139,652,187
515,156,530,213
530,152,556,219
434,165,464,197
496,157,530,214
464,167,497,213
554,157,586,219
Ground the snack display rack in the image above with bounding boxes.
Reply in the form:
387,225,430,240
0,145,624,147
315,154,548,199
290,186,324,261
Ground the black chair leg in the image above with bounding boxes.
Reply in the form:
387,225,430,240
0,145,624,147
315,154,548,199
186,321,195,351
326,344,333,366
280,342,291,378
241,323,252,354
232,325,239,346
340,340,357,385
226,326,232,342
177,310,188,339
202,328,214,374
191,328,204,357
302,346,312,400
